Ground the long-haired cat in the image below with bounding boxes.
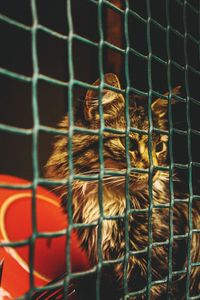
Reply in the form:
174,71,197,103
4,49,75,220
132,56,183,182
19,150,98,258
46,73,200,299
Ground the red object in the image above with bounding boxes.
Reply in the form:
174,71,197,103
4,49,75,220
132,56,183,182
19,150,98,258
0,175,90,299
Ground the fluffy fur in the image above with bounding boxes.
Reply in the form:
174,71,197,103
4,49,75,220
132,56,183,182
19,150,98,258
46,74,200,299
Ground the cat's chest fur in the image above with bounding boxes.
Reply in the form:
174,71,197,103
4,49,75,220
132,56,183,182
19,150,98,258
73,182,126,222
72,176,168,263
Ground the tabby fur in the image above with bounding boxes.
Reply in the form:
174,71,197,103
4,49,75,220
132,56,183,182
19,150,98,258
46,74,200,299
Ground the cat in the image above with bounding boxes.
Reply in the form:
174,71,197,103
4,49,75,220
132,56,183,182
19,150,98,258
46,73,200,299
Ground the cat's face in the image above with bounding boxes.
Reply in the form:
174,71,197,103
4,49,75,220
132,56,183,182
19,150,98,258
71,73,180,191
46,73,180,193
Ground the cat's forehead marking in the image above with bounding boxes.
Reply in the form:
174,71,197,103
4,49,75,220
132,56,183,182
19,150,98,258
129,106,149,131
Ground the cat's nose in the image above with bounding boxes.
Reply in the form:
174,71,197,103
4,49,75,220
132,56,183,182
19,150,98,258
129,150,150,170
136,159,150,170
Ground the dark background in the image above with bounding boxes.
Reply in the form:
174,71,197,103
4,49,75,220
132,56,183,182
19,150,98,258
0,0,199,188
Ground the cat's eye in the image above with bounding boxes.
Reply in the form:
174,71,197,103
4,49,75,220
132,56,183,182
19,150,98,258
156,141,165,153
129,138,138,152
120,137,138,152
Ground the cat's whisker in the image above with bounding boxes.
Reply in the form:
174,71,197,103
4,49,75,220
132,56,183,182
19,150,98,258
72,176,125,191
75,168,126,177
81,167,124,173
172,178,181,182
100,177,125,187
48,185,64,194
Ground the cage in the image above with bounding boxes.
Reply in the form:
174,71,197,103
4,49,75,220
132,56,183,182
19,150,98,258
0,0,200,299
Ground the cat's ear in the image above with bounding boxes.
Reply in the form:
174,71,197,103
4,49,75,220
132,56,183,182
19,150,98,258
151,86,181,127
84,73,124,121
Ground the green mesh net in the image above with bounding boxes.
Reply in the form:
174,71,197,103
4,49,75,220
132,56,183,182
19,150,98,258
0,0,200,299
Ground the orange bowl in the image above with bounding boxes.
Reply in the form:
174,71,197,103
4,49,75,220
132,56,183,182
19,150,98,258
0,175,90,299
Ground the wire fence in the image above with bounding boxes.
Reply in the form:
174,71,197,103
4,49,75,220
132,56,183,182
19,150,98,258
0,0,200,299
